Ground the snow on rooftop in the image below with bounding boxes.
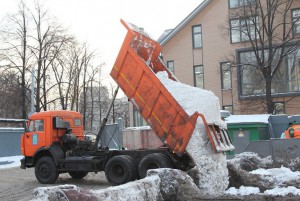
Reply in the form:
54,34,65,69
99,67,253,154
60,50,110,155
125,126,151,130
225,114,270,124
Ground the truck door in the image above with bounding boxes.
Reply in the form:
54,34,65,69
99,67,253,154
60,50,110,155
24,119,46,157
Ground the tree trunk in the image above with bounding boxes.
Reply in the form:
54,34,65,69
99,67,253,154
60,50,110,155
265,77,273,114
35,56,42,112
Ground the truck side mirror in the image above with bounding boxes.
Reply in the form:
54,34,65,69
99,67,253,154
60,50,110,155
23,121,29,132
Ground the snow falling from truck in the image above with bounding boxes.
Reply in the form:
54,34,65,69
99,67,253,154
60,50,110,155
156,71,229,195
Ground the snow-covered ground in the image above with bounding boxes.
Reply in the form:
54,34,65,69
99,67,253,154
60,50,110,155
0,155,22,169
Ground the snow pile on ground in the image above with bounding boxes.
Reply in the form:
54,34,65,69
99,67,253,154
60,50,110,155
227,152,300,197
0,155,23,169
264,186,300,196
31,168,203,201
156,71,229,195
250,166,300,187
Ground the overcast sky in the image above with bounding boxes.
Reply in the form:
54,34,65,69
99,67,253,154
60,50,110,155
0,0,203,83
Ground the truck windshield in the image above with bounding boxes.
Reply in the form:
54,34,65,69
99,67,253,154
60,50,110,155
28,120,44,132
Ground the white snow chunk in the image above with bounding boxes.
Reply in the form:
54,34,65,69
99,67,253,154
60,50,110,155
264,186,300,196
94,175,161,201
250,166,300,186
226,186,260,196
32,185,78,201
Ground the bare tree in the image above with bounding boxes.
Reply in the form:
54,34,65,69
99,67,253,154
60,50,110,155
28,1,72,112
226,0,300,113
0,0,109,122
0,70,24,118
0,1,31,118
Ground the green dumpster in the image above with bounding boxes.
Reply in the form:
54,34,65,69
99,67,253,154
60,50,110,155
225,114,270,155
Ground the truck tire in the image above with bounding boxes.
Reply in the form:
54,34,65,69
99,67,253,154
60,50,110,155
35,157,59,184
105,155,137,185
138,153,173,179
69,171,88,179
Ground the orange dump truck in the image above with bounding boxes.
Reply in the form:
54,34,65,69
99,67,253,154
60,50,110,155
20,19,234,186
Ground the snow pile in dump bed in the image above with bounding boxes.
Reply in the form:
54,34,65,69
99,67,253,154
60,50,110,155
156,71,228,195
156,71,225,127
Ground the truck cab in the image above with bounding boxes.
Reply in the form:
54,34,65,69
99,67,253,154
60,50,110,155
21,110,84,165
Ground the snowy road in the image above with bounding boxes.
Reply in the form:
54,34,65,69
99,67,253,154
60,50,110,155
0,166,110,201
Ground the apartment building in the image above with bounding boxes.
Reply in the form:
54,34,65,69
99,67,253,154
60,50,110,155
130,0,300,126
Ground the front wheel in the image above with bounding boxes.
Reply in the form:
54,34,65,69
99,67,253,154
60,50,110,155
35,157,59,184
69,171,88,179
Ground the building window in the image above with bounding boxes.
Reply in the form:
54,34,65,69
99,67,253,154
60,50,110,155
229,0,256,9
238,47,300,97
292,9,300,34
167,61,174,74
273,102,285,114
230,16,258,43
286,51,300,92
133,107,146,127
194,65,204,89
221,62,232,89
223,105,233,114
192,25,202,48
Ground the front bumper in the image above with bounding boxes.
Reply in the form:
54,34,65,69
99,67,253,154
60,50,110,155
20,157,26,169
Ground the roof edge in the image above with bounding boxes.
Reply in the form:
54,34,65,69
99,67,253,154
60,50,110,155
160,0,212,46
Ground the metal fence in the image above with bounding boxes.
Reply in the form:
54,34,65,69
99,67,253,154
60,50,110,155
0,128,24,157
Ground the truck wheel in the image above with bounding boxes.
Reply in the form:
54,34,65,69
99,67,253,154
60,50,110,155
105,155,137,185
138,153,173,179
69,171,88,179
35,157,59,184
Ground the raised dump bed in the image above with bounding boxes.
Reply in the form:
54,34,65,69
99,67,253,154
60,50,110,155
111,19,234,156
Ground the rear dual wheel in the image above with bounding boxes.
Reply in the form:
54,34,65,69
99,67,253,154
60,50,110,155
138,153,173,179
105,155,137,186
104,153,173,185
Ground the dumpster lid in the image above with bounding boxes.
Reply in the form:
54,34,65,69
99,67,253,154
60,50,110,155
225,114,270,124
